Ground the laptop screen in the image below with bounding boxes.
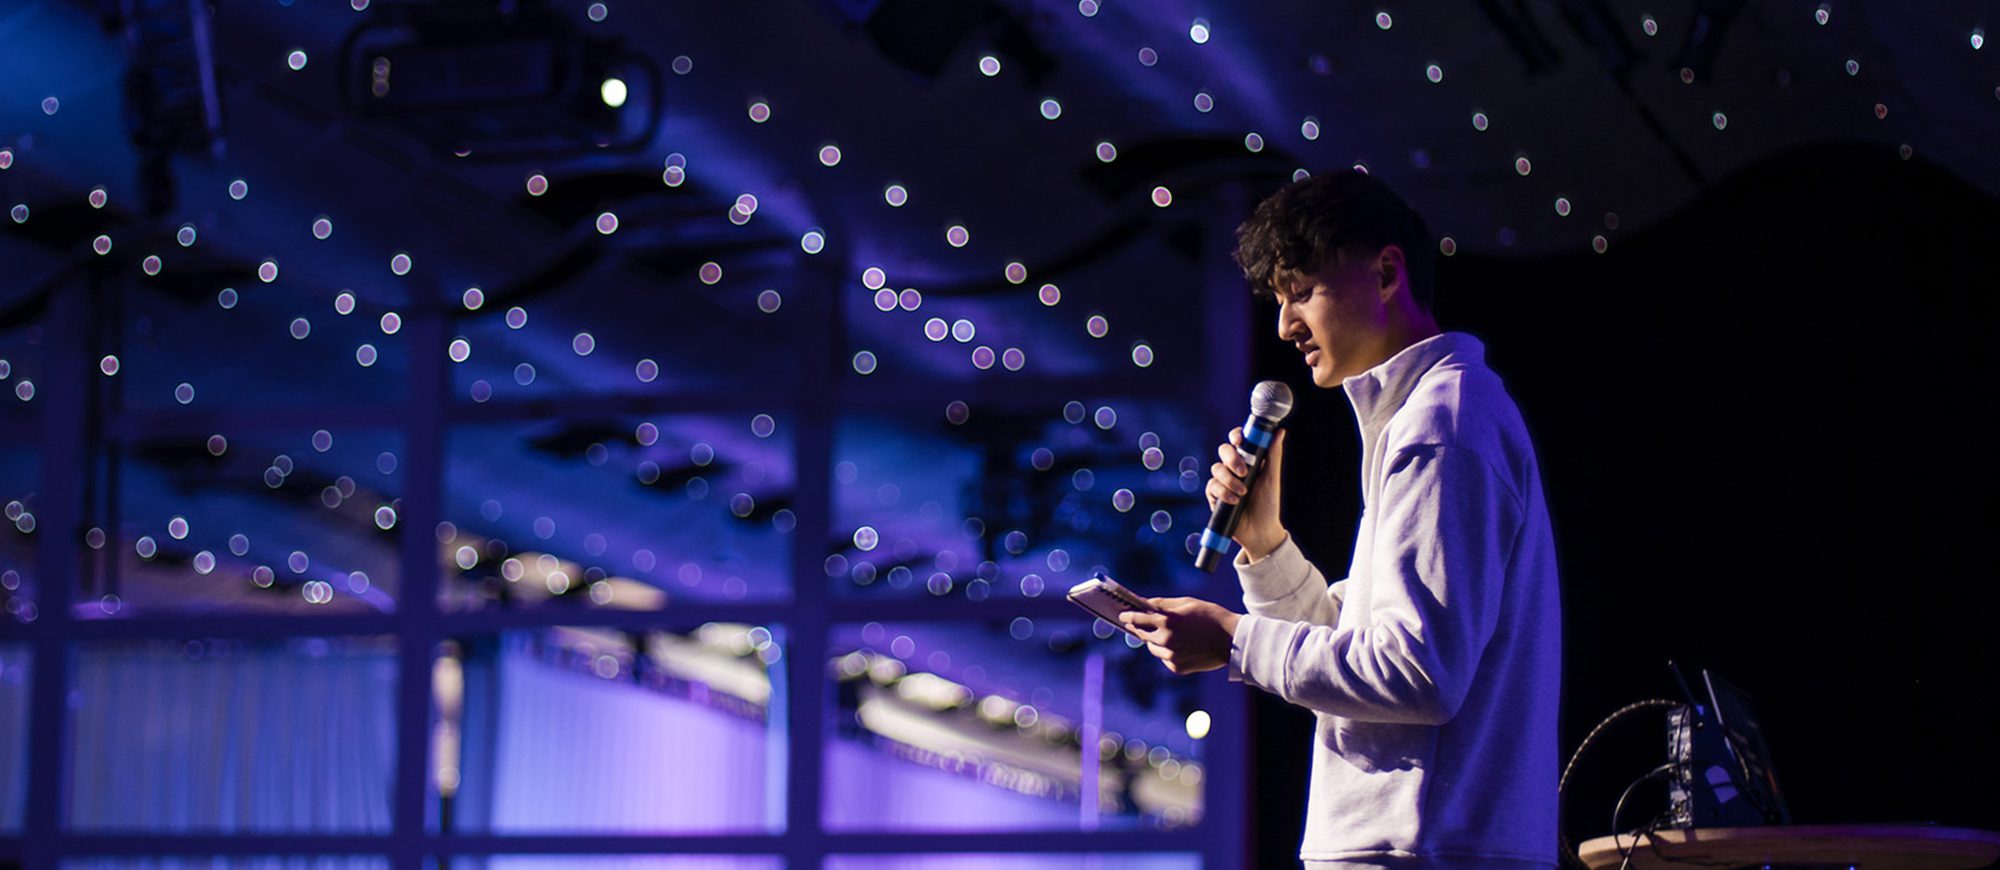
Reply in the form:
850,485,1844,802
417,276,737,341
1704,670,1792,825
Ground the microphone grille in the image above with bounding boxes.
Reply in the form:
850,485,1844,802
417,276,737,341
1250,380,1295,421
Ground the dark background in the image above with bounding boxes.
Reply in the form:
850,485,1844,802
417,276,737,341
1250,143,2000,866
5,1,1998,865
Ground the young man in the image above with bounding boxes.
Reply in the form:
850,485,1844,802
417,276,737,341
1119,171,1562,869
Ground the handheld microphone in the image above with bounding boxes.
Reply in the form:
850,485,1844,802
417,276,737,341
1195,380,1294,572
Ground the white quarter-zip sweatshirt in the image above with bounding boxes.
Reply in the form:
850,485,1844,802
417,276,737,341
1231,331,1561,869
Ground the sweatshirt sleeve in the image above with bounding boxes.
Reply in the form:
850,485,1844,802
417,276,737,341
1228,445,1522,725
1232,535,1343,628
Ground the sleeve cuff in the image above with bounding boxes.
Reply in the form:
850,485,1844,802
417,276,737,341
1227,613,1267,688
1232,535,1313,606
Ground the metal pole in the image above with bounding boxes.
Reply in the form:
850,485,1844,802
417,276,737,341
390,274,449,870
782,253,841,870
22,268,92,869
1200,184,1254,870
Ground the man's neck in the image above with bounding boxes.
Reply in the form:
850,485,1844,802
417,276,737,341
1357,310,1442,377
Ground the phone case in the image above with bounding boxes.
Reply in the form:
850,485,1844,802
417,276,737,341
1066,575,1154,638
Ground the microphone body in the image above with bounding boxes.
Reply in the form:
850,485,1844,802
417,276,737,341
1195,381,1294,572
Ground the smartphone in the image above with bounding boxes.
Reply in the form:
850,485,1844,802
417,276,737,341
1066,574,1156,639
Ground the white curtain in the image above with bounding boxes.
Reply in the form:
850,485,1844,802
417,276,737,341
823,856,1199,870
67,639,398,832
458,648,775,834
62,859,388,870
450,858,780,870
0,643,27,832
821,739,1083,832
17,640,1199,869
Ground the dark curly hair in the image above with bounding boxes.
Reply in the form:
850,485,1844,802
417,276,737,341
1233,170,1435,309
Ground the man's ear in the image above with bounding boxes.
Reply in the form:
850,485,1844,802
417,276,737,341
1376,245,1407,303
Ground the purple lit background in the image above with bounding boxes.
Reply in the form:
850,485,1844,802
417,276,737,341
4,1,2000,869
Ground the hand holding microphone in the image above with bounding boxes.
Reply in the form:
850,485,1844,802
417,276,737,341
1195,381,1293,571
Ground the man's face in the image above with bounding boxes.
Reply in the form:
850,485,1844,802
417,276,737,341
1275,251,1392,388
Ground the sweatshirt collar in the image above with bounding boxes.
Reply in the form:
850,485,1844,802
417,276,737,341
1342,331,1485,433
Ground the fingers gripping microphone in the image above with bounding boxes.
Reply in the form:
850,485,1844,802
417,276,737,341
1195,381,1294,572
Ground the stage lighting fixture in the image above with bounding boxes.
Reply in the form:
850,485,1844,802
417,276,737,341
339,1,659,156
117,0,228,216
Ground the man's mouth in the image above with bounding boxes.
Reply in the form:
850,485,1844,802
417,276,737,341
1301,344,1321,367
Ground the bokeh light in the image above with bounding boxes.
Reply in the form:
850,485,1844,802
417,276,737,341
599,77,627,108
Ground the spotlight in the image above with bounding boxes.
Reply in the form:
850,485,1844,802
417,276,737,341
340,1,659,156
599,77,627,108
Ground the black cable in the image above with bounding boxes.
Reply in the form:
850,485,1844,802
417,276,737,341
1560,699,1682,797
1619,812,1672,870
1611,764,1678,870
1558,699,1681,868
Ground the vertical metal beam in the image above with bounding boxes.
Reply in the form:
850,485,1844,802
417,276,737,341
23,270,91,870
1200,186,1253,870
391,275,449,870
782,255,840,870
1078,652,1104,832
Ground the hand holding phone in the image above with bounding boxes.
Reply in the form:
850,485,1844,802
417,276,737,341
1066,574,1155,639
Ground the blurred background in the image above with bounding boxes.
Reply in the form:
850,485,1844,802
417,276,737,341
0,1,1995,868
